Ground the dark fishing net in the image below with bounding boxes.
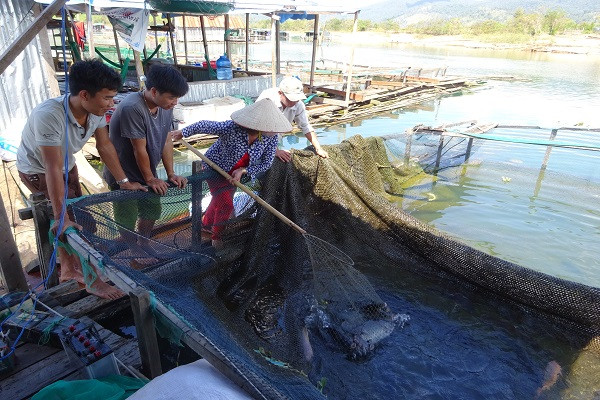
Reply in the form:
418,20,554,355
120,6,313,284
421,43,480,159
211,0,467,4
69,135,600,399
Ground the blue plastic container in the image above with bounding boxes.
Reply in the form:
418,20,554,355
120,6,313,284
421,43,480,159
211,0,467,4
216,54,233,80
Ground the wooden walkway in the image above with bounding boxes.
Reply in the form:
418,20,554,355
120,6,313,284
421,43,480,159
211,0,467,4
0,281,142,400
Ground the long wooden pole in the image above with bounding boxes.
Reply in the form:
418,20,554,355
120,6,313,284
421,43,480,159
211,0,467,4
0,185,27,292
0,0,67,76
152,14,159,48
224,14,231,58
270,15,277,88
245,13,249,71
344,12,359,111
86,0,95,58
167,14,177,65
179,139,307,235
112,25,122,63
309,14,319,89
200,16,209,65
182,16,189,65
275,20,280,74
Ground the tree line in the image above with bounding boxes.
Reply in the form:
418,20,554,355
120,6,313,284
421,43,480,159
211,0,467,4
252,9,599,37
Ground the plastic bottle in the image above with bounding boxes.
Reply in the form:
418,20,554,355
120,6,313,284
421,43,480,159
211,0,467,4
216,54,233,80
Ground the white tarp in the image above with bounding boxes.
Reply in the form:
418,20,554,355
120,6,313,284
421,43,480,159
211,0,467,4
105,8,149,52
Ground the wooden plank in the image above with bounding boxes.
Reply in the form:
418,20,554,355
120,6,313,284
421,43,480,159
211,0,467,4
314,86,364,101
2,342,61,378
310,96,354,106
63,294,119,318
0,0,67,76
129,288,162,379
1,347,77,399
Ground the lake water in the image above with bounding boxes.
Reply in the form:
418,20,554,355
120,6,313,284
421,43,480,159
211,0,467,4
248,41,600,289
170,41,600,398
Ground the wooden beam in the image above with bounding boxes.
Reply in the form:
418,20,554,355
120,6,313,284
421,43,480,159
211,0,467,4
167,14,177,65
33,3,60,97
85,1,94,58
30,193,57,287
309,14,319,89
182,16,188,65
314,86,364,102
133,50,145,90
344,12,359,111
152,14,159,48
112,25,122,64
130,288,163,379
245,14,249,72
270,15,277,88
0,192,27,292
191,160,203,246
200,16,209,68
275,20,280,74
0,0,67,76
224,14,231,59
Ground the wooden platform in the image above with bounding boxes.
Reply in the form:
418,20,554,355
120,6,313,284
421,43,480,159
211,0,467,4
0,281,142,400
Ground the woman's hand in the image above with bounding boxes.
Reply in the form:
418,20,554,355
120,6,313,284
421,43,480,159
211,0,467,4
170,130,183,141
230,168,247,184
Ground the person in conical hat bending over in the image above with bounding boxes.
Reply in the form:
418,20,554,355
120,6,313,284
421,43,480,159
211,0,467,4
257,76,328,162
171,99,292,248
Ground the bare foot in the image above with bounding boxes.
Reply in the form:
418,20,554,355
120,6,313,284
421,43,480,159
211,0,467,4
87,279,125,300
60,268,85,285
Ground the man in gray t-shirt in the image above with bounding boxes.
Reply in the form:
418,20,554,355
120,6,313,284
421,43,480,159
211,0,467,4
16,60,145,299
104,63,189,236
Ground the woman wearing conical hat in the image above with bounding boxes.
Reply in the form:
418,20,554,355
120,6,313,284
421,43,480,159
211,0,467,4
171,99,292,248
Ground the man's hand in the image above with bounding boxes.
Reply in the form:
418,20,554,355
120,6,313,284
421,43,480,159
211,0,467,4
119,181,148,192
51,217,82,241
146,177,169,195
168,174,188,189
315,147,329,158
170,130,183,142
276,149,292,162
229,168,246,184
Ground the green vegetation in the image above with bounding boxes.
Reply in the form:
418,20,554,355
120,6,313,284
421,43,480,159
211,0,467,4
251,8,597,40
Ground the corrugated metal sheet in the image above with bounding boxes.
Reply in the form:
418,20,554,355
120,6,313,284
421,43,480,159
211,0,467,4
180,74,282,103
0,0,54,136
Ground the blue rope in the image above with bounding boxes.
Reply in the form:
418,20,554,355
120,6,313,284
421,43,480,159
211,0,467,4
0,6,72,362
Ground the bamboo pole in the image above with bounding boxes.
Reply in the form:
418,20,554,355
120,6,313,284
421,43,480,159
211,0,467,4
182,16,188,65
0,0,67,75
344,12,359,112
245,13,249,71
133,50,145,90
275,20,280,74
270,15,277,88
167,14,177,65
224,14,231,58
112,25,122,64
200,16,209,66
86,0,94,58
180,139,307,235
309,14,320,89
152,14,159,49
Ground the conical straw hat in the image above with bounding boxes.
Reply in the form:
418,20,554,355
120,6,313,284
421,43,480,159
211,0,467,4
231,98,293,133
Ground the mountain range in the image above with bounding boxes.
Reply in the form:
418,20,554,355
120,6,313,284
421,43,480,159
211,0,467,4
358,0,599,24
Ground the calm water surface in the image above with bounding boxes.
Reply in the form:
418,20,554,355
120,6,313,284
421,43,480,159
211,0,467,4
267,42,600,288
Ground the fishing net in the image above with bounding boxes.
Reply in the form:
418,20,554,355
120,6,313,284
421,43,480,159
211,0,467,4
67,134,600,399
